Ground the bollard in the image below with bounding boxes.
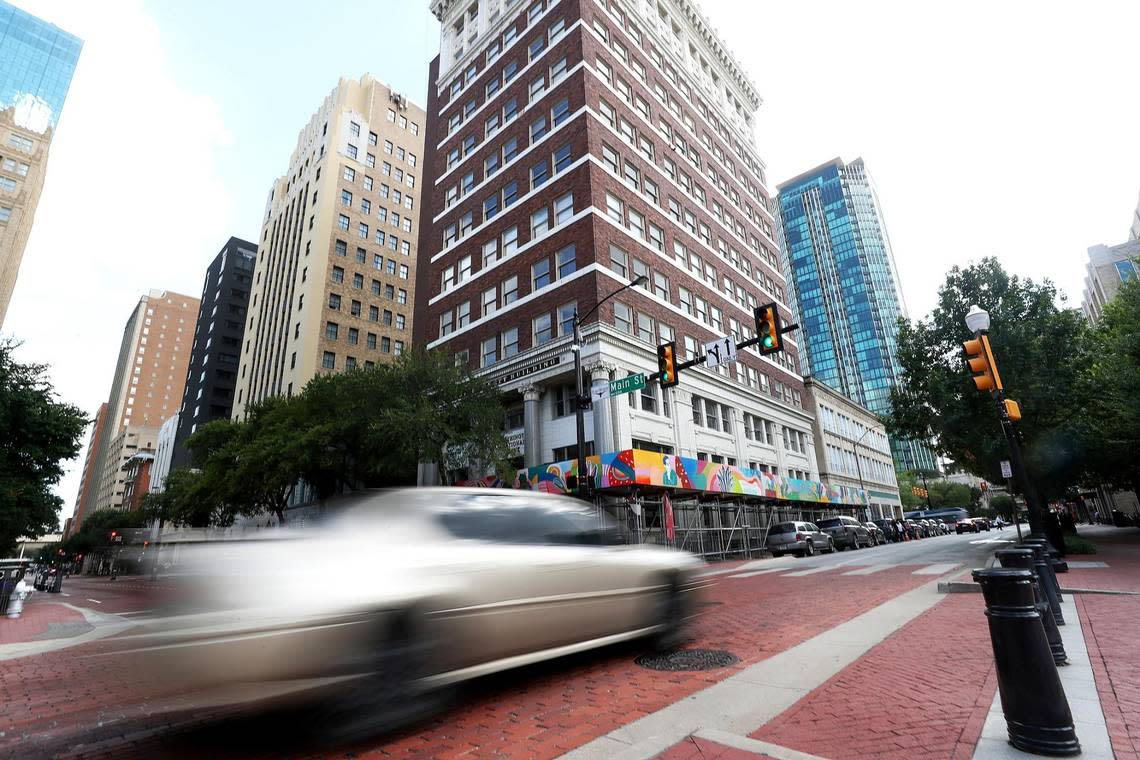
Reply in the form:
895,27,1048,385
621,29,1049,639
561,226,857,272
995,549,1067,665
973,568,1080,756
1023,539,1066,620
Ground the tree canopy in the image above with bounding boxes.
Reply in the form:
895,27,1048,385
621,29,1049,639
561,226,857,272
887,258,1094,504
155,348,513,527
0,340,88,555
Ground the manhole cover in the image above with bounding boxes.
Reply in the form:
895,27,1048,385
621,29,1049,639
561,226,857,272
635,648,739,672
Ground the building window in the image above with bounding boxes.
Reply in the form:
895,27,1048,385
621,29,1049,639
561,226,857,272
482,336,497,367
532,258,551,290
322,351,335,369
556,245,576,278
554,192,573,224
613,302,632,334
325,322,339,340
533,313,553,345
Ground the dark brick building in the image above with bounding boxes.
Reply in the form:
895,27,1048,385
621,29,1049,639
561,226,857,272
416,0,817,478
170,236,256,470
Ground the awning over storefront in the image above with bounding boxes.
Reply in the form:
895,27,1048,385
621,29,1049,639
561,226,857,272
467,449,868,507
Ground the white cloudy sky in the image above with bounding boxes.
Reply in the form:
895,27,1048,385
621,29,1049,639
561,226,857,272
4,1,1138,528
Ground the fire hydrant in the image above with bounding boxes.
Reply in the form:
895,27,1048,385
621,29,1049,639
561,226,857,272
6,579,31,619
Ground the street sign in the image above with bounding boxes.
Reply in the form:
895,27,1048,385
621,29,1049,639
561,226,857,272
609,374,646,397
1000,460,1012,479
704,335,737,367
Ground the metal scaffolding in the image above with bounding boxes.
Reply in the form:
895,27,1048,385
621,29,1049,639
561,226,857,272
596,490,864,562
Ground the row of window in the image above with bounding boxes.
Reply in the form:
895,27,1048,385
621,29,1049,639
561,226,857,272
445,6,567,137
329,265,410,299
442,191,573,298
320,342,403,371
0,156,30,177
324,320,405,345
819,404,891,454
341,167,416,210
447,0,547,71
326,293,407,328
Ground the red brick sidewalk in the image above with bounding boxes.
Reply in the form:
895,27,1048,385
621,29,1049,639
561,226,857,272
1064,526,1140,593
0,600,89,645
751,593,996,760
1078,591,1140,760
657,736,778,760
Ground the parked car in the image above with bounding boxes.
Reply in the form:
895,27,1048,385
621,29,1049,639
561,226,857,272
816,516,872,550
956,517,979,534
766,521,834,557
873,519,898,542
104,488,704,739
864,522,885,545
904,519,921,539
976,517,992,532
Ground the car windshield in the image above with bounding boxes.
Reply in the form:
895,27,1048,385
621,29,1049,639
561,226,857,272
816,518,842,528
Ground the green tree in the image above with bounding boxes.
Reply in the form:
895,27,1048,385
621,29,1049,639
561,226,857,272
887,258,1093,504
0,340,88,555
1082,279,1140,492
897,470,922,508
155,349,512,526
990,493,1016,521
926,481,973,509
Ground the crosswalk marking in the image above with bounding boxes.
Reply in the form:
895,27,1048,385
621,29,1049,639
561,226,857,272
782,559,863,577
729,567,794,579
842,564,898,576
911,563,960,575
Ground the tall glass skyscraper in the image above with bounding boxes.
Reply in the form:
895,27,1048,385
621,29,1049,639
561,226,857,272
777,157,935,473
0,1,81,132
0,1,81,324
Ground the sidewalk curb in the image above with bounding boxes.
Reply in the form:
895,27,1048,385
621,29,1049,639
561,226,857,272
0,604,137,661
938,581,1140,596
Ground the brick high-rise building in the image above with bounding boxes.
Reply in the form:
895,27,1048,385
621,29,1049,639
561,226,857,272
65,402,107,537
416,0,816,479
0,1,82,325
232,76,425,417
73,290,199,523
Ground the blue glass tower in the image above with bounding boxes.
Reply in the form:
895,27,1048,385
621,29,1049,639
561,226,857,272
0,1,82,131
777,157,935,473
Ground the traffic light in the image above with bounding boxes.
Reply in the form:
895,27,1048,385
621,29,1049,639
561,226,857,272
657,341,679,388
1003,399,1022,421
962,335,1003,392
754,302,783,354
109,531,117,540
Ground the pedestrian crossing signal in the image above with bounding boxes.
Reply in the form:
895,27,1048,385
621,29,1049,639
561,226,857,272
657,341,679,388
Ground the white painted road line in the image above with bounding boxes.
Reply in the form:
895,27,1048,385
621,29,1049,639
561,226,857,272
85,598,102,604
730,567,795,579
912,563,960,575
60,592,70,597
781,558,862,577
842,564,899,576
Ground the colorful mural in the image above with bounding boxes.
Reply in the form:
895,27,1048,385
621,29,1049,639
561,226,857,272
513,449,867,506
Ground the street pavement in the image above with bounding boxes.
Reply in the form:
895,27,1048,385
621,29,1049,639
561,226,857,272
3,525,1135,760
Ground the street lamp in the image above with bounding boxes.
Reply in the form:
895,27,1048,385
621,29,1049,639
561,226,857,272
572,275,647,500
963,305,1044,537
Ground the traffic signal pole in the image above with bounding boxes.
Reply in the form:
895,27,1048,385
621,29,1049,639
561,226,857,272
994,386,1044,537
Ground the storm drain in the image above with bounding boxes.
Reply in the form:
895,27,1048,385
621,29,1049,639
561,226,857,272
635,648,739,672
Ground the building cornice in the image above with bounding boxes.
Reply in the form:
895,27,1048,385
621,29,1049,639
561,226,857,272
667,0,760,112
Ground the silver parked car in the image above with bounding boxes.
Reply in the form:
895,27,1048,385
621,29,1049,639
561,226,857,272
766,521,835,557
107,489,704,739
816,516,872,550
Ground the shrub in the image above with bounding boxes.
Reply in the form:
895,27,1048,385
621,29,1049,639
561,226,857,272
1064,535,1097,555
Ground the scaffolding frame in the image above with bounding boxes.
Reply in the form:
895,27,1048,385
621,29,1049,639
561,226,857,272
594,488,864,562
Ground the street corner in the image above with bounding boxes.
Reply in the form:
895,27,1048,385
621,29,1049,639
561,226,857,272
0,598,91,647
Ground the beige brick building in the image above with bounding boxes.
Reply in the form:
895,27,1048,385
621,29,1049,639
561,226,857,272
77,289,200,520
0,108,52,325
233,75,426,416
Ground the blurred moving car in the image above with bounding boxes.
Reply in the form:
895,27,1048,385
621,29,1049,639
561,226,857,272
766,521,834,557
956,517,980,534
864,522,885,545
111,489,704,739
816,516,872,550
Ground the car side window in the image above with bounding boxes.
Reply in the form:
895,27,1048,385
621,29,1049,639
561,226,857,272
437,494,622,545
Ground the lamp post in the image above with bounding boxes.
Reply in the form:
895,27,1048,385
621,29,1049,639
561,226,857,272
572,275,647,500
964,304,1044,538
850,425,873,521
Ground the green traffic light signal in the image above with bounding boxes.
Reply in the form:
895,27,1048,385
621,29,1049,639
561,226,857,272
763,335,775,348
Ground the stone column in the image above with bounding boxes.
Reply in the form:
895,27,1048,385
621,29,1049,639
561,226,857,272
522,384,542,467
586,362,615,455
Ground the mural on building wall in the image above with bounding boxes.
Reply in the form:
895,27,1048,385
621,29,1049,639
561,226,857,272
472,449,867,505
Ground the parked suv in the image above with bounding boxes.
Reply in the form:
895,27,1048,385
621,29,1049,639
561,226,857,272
766,521,834,557
816,516,872,550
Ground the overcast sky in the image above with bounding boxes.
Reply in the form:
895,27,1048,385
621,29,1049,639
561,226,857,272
5,0,1138,528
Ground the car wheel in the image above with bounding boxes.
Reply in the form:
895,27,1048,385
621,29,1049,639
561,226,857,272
651,577,687,653
804,541,815,557
312,609,444,743
827,538,836,553
850,534,860,550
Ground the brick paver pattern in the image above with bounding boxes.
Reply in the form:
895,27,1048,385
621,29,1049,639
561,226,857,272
1,564,933,759
1078,594,1140,760
753,593,996,760
655,736,778,760
0,601,89,645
